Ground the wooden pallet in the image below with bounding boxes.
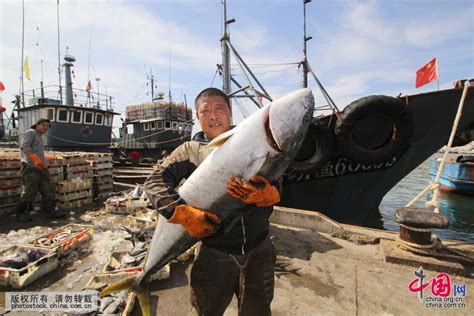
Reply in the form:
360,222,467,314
56,189,93,202
56,179,93,193
57,196,93,209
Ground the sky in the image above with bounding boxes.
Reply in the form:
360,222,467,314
1,0,473,133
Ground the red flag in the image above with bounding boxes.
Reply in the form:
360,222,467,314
0,81,5,92
416,58,438,88
86,80,92,92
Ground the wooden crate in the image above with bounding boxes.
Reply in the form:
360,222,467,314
0,245,59,289
56,179,93,193
126,208,157,229
57,196,93,209
0,167,22,178
0,185,22,197
56,189,93,202
102,250,145,274
26,224,94,257
0,159,22,168
83,273,137,316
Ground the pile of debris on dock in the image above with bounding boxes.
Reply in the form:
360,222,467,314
0,149,114,216
0,183,182,314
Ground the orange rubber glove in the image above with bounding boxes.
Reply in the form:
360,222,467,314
27,153,45,169
168,205,221,238
227,175,280,207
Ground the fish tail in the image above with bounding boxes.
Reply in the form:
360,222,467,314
136,289,151,316
99,275,137,296
100,275,152,316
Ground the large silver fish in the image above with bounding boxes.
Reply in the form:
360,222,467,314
100,88,315,315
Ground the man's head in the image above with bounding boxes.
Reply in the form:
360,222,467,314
31,118,51,134
195,88,231,139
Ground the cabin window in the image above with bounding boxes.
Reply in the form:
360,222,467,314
57,109,69,122
157,121,163,130
165,121,171,130
178,123,183,132
41,108,55,122
84,112,94,124
95,113,103,125
144,122,150,131
172,121,178,130
47,108,55,121
150,121,156,130
105,114,113,126
71,111,83,124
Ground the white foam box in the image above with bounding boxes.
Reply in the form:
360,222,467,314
26,223,94,257
0,245,59,289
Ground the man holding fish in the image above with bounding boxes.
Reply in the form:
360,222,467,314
17,118,65,222
101,87,314,316
145,88,281,315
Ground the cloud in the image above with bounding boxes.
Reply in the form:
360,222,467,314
1,0,472,133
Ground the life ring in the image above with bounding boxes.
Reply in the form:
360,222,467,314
288,122,334,172
335,95,414,164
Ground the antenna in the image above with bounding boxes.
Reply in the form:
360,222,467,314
146,67,158,101
168,47,172,103
221,0,232,95
87,26,92,83
302,0,312,88
20,0,25,107
57,0,63,104
40,59,45,98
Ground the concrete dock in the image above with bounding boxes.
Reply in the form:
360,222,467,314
0,205,472,315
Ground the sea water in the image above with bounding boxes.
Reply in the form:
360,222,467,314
380,154,474,242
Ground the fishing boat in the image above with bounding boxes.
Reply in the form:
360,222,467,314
14,55,119,152
429,155,474,195
210,0,474,225
118,72,193,160
9,0,118,153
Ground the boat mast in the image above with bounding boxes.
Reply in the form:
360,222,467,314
148,68,157,101
20,0,25,107
302,0,312,88
221,0,232,95
57,0,63,104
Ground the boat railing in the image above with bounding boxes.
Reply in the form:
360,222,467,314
22,85,115,112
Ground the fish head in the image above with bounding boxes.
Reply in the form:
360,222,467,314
266,88,314,157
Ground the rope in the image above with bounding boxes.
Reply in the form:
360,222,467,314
427,81,470,212
396,235,474,264
48,131,192,146
399,223,432,233
405,82,470,209
228,253,250,313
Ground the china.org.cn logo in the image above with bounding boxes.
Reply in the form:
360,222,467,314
408,266,467,309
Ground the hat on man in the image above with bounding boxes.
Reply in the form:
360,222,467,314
31,118,51,129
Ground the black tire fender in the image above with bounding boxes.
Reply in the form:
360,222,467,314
335,95,414,164
289,122,334,172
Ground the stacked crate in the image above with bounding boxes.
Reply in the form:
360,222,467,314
0,151,23,215
0,150,114,212
61,153,94,180
55,178,93,209
84,153,114,196
45,155,64,184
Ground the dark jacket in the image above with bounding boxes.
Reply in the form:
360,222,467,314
143,131,281,255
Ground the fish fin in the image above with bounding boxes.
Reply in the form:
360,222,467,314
242,154,268,181
137,289,151,316
207,128,236,149
100,275,152,316
100,275,136,297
